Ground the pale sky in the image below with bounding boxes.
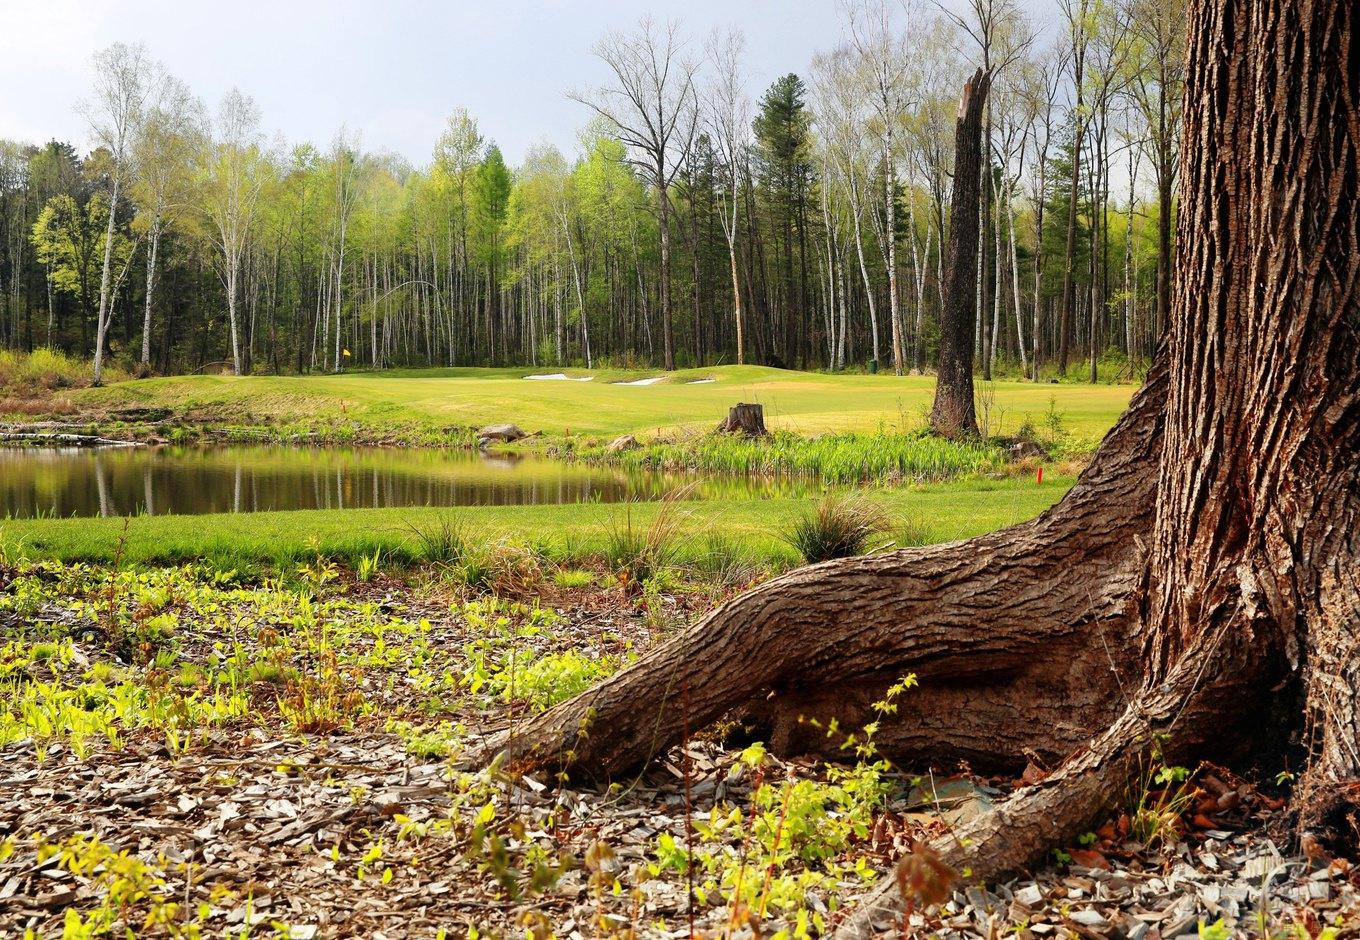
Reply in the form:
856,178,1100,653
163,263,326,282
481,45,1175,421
2,0,1055,167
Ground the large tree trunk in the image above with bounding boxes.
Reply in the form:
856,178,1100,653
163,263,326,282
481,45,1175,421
141,218,161,367
488,0,1359,928
480,362,1164,779
930,69,989,439
92,174,121,387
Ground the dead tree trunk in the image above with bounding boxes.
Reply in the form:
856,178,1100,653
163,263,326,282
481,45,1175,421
930,69,989,439
715,403,767,436
487,0,1360,924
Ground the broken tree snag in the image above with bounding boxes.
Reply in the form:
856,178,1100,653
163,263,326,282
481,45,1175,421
715,402,766,436
493,0,1360,917
930,68,989,440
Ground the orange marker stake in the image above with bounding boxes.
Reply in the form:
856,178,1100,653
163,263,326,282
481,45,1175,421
1036,466,1044,486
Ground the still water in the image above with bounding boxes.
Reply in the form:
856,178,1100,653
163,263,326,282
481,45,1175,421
0,445,809,519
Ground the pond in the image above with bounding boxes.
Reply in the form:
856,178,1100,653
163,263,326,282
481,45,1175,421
0,445,813,519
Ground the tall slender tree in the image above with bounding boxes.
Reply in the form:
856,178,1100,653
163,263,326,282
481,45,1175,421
704,26,751,365
130,76,202,368
201,89,267,375
82,42,159,384
573,18,698,371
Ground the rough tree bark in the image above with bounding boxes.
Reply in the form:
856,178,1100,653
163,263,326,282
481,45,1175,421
484,0,1359,930
930,69,989,439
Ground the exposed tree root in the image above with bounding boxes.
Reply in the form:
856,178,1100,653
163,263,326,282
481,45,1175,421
835,627,1268,936
480,368,1167,781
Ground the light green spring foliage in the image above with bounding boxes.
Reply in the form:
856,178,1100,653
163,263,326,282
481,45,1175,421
29,193,134,312
458,598,632,711
0,558,642,758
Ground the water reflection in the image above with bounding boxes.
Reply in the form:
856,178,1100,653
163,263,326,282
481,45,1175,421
0,445,812,519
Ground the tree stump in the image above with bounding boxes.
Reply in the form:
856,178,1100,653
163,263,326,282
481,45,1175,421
715,403,766,436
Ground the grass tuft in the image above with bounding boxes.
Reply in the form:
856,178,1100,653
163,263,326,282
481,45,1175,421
405,516,472,565
605,491,690,585
782,494,890,564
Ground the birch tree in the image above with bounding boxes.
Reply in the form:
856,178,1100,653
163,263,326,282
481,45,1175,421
326,131,362,372
1124,0,1184,341
81,42,159,384
843,0,917,375
131,76,202,367
1020,42,1067,378
201,89,268,376
811,50,883,369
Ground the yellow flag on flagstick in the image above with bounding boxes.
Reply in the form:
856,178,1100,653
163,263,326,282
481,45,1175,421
342,349,352,358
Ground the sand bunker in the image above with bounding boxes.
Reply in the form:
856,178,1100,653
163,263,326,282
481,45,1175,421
523,373,594,382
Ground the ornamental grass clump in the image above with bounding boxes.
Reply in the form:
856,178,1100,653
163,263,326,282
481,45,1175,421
782,494,890,564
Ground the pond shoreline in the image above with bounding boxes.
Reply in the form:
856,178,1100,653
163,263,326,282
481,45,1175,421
0,440,828,521
0,413,482,449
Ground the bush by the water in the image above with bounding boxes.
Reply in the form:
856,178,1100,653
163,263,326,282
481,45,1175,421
582,429,1004,484
0,349,125,414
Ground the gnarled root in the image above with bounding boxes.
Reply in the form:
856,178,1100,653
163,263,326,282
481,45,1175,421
479,367,1167,781
836,626,1276,937
482,523,1145,780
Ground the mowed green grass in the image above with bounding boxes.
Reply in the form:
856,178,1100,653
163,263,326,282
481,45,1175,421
0,476,1073,569
74,366,1133,443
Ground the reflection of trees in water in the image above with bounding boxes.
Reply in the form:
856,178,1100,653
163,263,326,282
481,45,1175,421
95,453,112,518
1,446,815,518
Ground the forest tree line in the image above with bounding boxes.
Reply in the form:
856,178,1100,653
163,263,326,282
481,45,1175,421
0,0,1183,383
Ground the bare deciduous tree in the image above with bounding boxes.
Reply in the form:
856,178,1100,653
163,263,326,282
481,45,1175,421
572,17,698,371
704,26,752,365
1125,0,1185,343
843,0,918,376
811,50,883,369
131,75,203,368
1018,41,1067,379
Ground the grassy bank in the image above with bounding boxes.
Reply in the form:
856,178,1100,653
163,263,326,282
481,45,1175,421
570,429,1015,483
52,364,1132,444
0,475,1072,571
